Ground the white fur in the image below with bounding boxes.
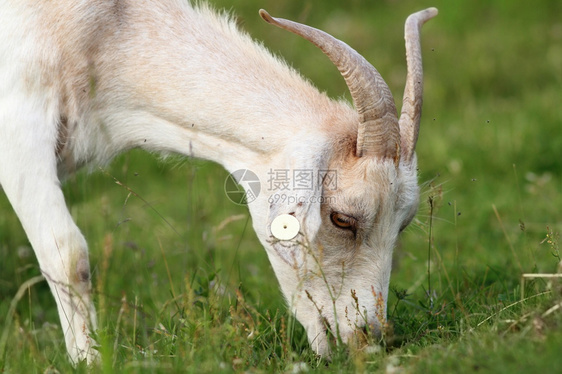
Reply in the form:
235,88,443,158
0,0,425,363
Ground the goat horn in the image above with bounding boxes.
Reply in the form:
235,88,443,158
260,9,400,162
399,8,438,163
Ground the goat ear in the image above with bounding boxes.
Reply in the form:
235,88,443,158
267,187,323,267
264,146,328,267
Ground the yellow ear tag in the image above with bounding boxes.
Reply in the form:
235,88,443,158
271,214,300,240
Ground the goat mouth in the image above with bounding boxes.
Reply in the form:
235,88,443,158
357,325,372,344
316,318,378,351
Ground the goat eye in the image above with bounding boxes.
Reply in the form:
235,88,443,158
330,212,356,231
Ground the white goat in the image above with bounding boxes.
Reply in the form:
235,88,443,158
0,0,437,363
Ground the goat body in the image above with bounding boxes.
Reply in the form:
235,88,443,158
0,0,436,363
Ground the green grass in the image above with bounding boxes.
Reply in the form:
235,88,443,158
1,0,562,372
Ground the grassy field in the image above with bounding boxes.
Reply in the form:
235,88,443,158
1,0,561,372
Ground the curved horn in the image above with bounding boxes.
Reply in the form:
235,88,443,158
399,8,438,163
260,9,400,162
